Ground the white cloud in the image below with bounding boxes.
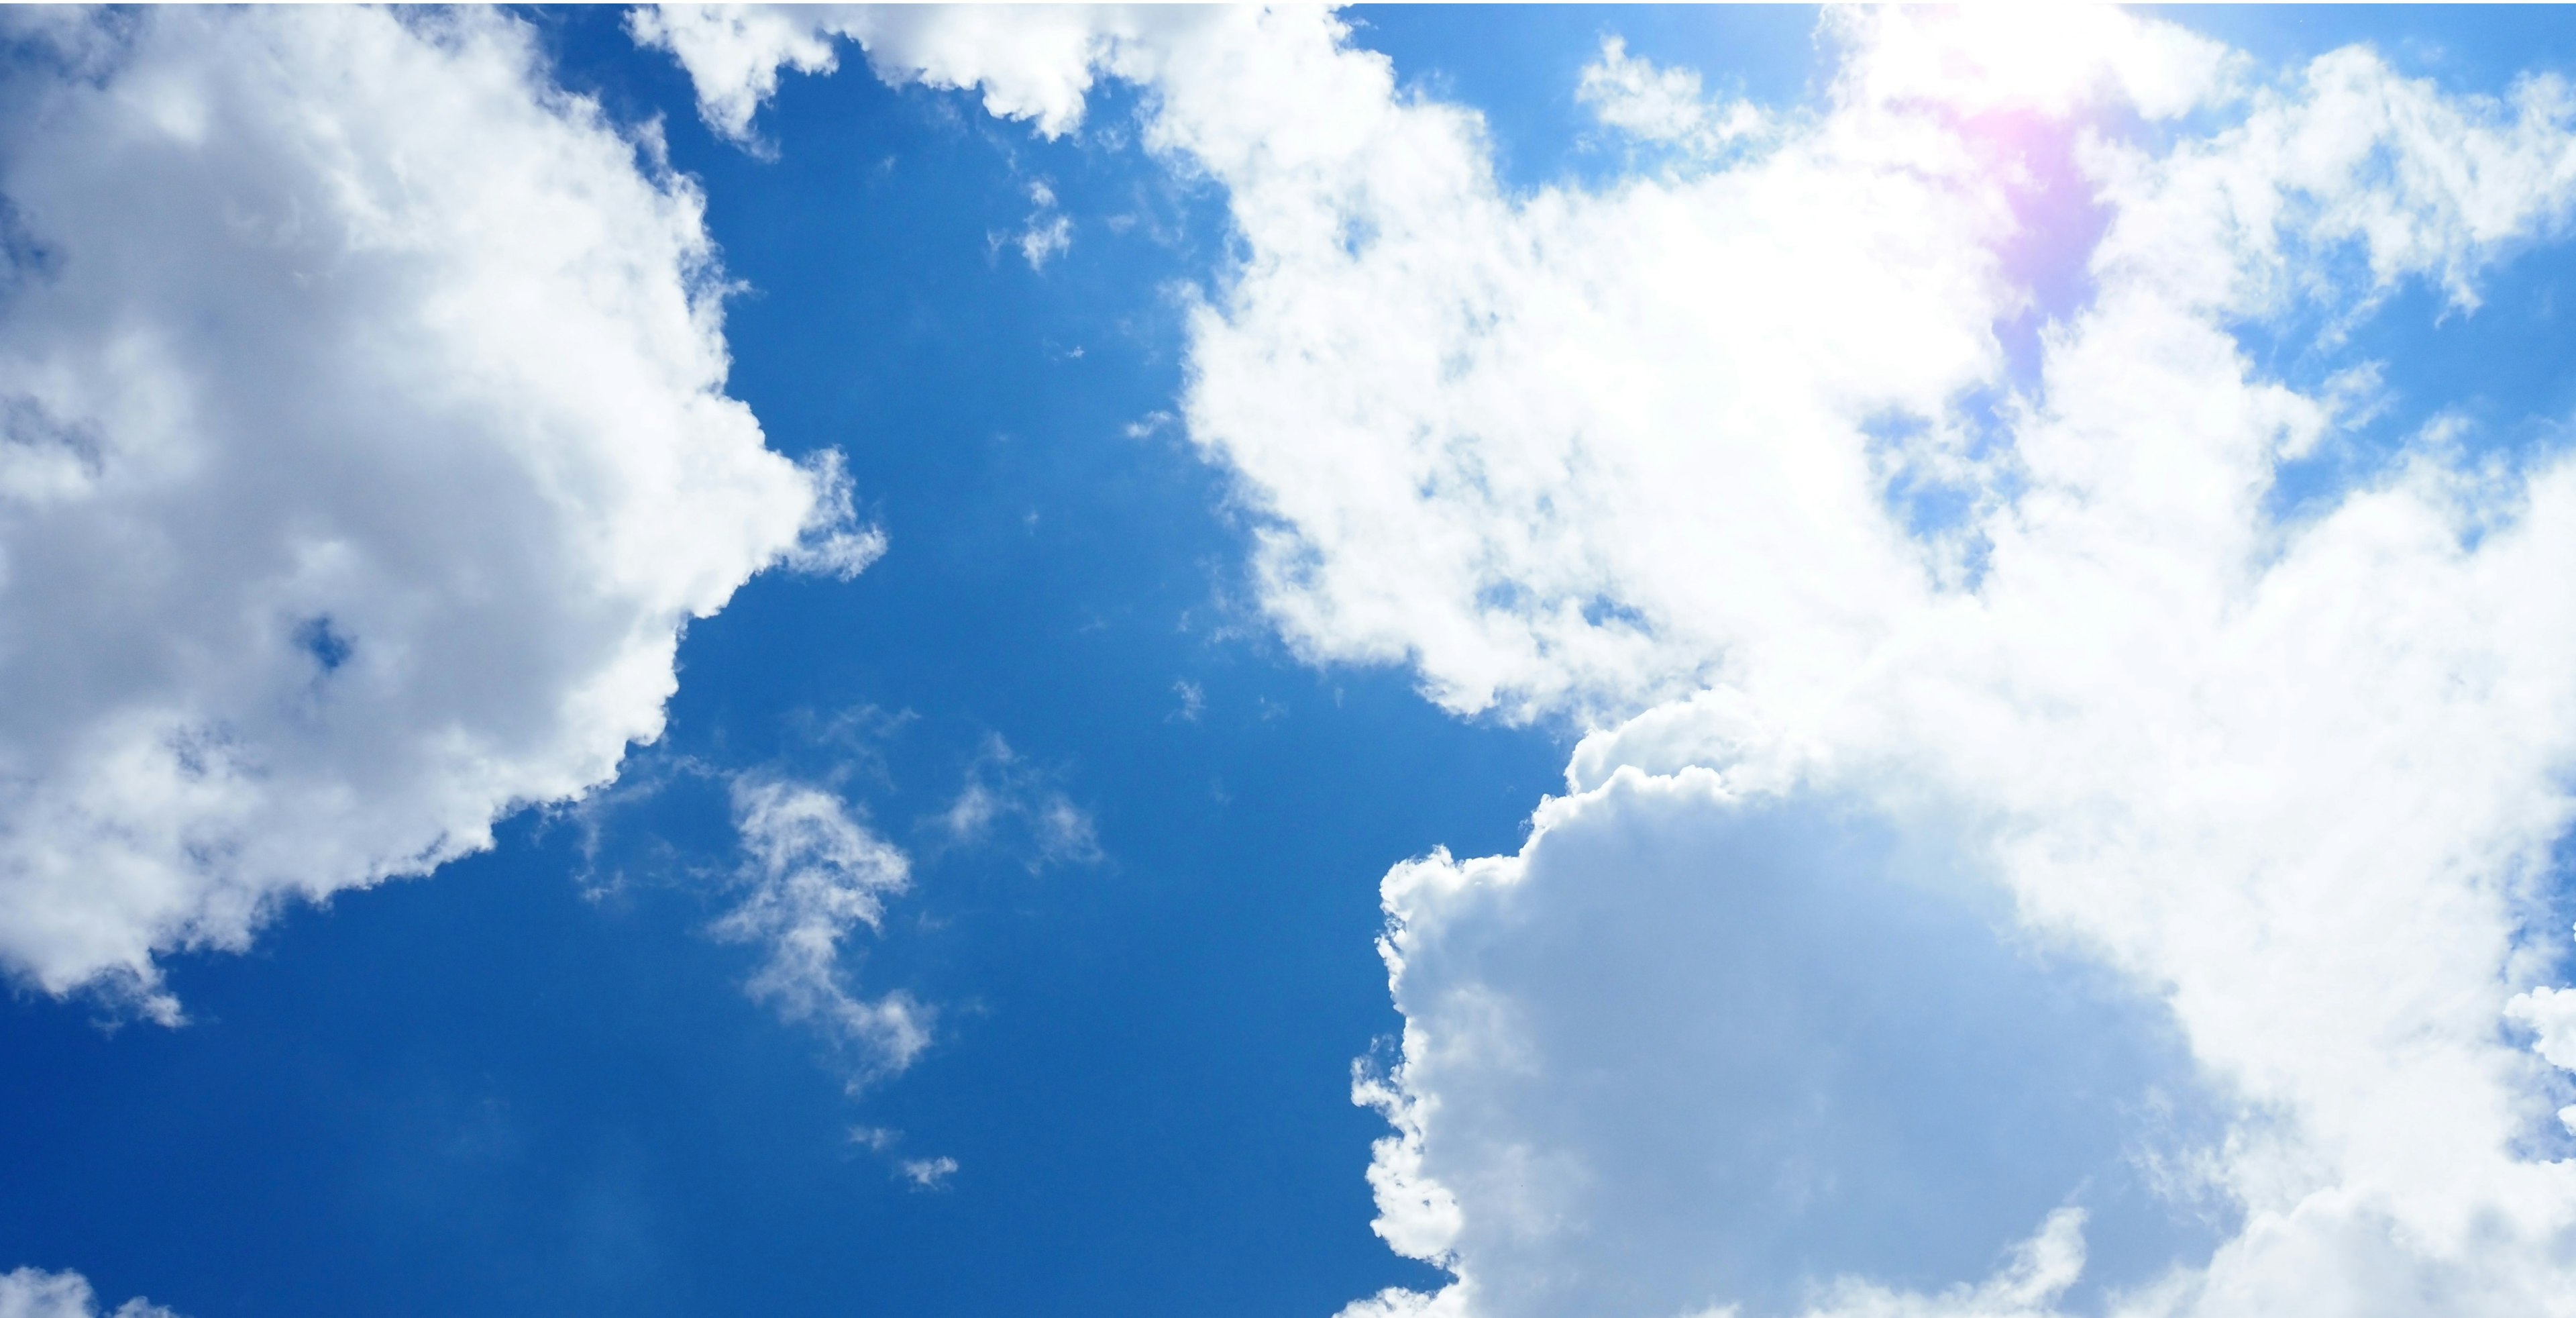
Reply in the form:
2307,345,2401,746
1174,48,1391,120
1359,777,2214,1318
780,449,890,579
2508,970,2576,1072
0,1267,175,1318
936,734,1101,871
0,7,874,1021
1796,1211,2087,1318
629,4,1194,147
1576,36,1764,156
652,6,2576,1314
897,1154,959,1189
1016,179,1073,271
720,777,927,1082
849,1120,958,1187
624,4,849,150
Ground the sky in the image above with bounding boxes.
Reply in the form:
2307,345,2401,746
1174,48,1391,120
10,5,2576,1317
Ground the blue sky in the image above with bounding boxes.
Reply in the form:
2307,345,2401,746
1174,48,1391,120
13,7,2576,1318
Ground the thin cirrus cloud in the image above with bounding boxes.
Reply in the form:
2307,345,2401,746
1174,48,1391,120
654,5,2576,1316
0,7,878,1022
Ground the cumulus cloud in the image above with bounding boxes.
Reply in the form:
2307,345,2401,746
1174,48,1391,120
0,1267,174,1318
1183,13,2576,1316
2509,968,2576,1074
1354,780,2213,1318
720,777,927,1083
0,7,873,1021
651,5,2576,1315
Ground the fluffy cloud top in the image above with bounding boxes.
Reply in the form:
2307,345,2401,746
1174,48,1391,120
628,3,1160,146
655,6,2576,1315
0,7,873,1021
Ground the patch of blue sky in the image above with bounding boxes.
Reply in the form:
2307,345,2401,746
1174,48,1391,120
1346,5,1827,196
294,615,355,675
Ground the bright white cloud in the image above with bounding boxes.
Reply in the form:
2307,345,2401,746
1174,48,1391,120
1795,1211,2088,1318
0,1267,174,1318
2508,970,2576,1073
650,6,2576,1315
1576,36,1764,156
720,777,927,1082
0,7,873,1021
628,3,1189,146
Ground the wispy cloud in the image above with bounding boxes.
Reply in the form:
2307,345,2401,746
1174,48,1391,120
1016,180,1074,270
849,1125,959,1190
896,1156,959,1190
935,735,1102,871
719,778,929,1085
